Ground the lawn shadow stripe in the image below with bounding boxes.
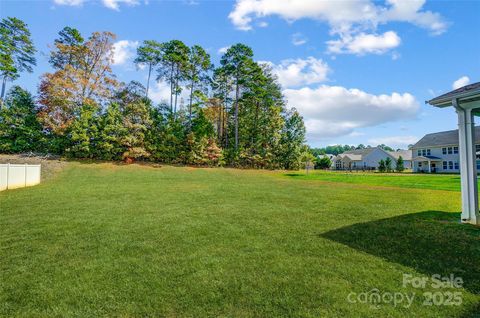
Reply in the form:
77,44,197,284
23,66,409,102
320,211,480,295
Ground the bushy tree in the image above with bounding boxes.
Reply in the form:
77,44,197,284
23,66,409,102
97,102,127,160
396,156,405,172
38,29,118,135
277,108,306,170
385,157,393,172
0,86,43,153
115,81,152,161
378,159,386,172
66,104,99,158
316,156,332,169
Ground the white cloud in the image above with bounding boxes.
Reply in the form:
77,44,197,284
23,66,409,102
54,0,140,10
380,0,448,36
102,0,140,10
149,81,171,104
258,21,268,27
149,81,190,105
368,135,418,148
229,0,446,33
217,46,230,55
112,40,138,66
283,85,419,140
261,57,329,88
327,31,401,55
291,32,307,46
452,76,470,90
53,0,84,5
229,0,447,55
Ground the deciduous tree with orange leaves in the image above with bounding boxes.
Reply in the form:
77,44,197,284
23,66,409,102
38,28,118,135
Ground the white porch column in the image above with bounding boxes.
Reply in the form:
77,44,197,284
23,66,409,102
456,103,479,225
428,160,431,173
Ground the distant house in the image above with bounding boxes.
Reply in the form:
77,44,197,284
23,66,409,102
332,147,404,170
412,127,480,173
387,150,412,169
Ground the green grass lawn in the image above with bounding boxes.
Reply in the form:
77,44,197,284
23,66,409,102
284,170,463,191
1,163,479,317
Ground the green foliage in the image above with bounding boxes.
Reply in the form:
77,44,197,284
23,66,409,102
311,144,397,156
65,103,99,158
97,102,127,160
0,17,36,101
156,40,190,113
49,26,84,69
0,86,43,153
277,108,306,170
0,26,307,170
385,157,393,172
316,156,332,169
396,156,405,172
134,40,163,96
378,159,386,172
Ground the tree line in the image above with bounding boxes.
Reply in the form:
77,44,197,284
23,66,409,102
310,143,398,156
0,17,307,169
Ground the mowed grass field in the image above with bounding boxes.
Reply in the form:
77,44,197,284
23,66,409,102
284,170,463,191
1,163,480,317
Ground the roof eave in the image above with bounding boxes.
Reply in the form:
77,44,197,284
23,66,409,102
427,92,480,108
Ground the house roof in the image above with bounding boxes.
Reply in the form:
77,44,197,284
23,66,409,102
388,150,412,161
413,126,480,148
427,82,480,107
342,148,376,156
336,147,402,162
413,155,443,161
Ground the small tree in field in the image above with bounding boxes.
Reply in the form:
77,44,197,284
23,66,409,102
396,156,405,172
385,157,393,172
378,159,386,172
316,156,332,169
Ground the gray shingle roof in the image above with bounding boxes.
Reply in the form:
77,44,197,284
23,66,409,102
388,150,412,161
342,148,376,156
413,126,480,148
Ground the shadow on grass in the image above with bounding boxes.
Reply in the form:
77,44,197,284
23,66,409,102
321,211,480,295
284,173,303,177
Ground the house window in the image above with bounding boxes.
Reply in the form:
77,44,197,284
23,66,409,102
449,161,453,170
442,148,447,155
418,162,422,167
417,150,421,156
422,149,426,156
453,146,458,154
443,161,447,170
427,149,431,156
448,147,453,154
477,161,480,170
476,145,480,152
454,162,459,170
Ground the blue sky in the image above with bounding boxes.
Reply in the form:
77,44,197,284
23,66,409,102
1,0,479,149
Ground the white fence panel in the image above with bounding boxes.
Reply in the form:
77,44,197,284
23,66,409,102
0,165,7,191
0,164,41,191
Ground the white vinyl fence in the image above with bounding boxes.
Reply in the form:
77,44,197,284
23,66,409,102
0,164,41,191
